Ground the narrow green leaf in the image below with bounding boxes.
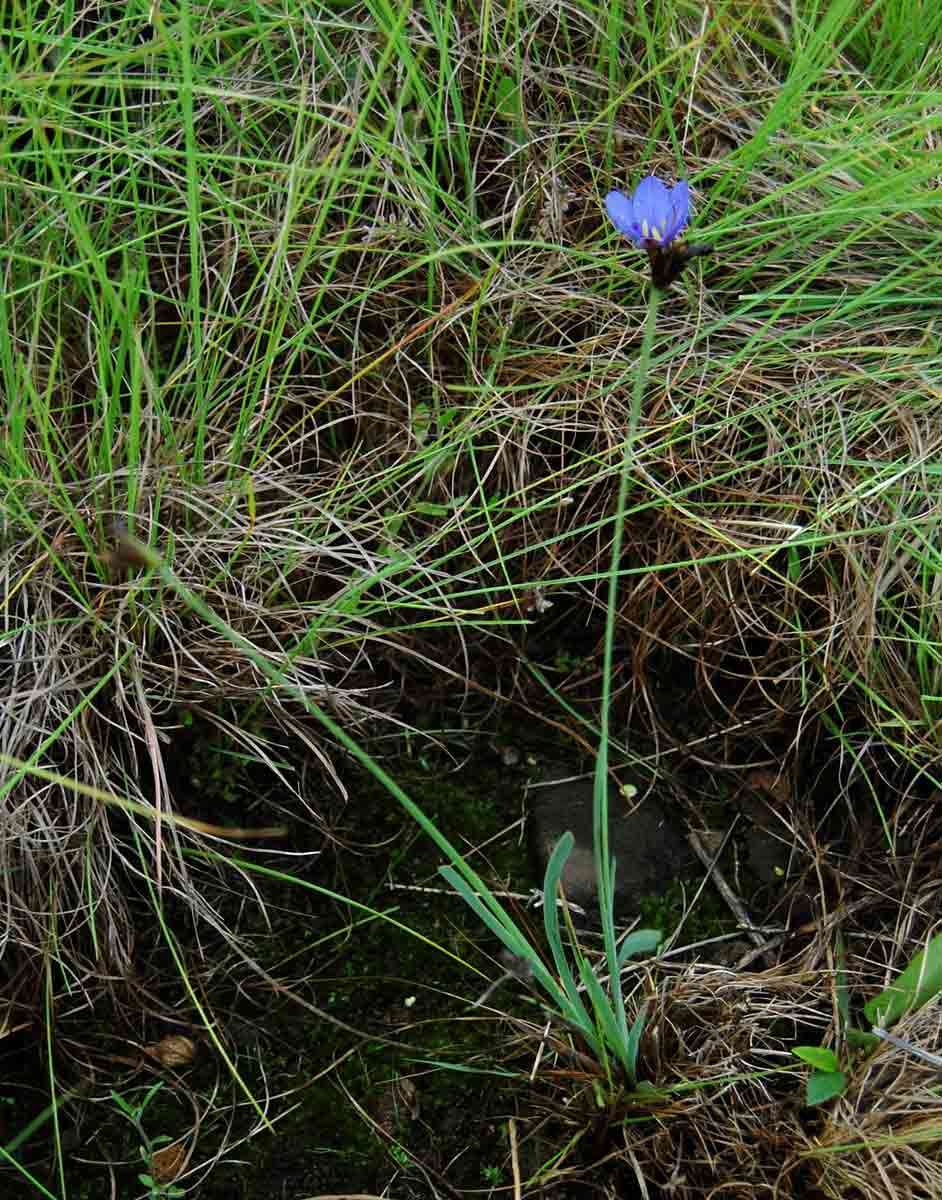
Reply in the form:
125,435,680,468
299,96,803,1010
576,957,620,1070
439,866,579,1024
864,933,942,1028
835,932,851,1030
492,75,520,122
109,1091,137,1119
439,867,526,952
623,1002,649,1085
541,834,591,1021
806,1070,847,1106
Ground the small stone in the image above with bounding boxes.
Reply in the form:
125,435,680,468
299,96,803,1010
528,766,695,917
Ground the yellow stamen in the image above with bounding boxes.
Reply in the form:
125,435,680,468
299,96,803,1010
650,225,662,243
641,219,650,238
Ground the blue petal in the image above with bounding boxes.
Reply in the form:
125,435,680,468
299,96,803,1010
664,180,691,241
631,176,672,237
605,190,639,242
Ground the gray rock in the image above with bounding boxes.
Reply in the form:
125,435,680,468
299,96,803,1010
528,766,695,918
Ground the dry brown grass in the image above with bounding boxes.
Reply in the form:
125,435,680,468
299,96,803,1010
501,871,942,1199
3,0,942,1192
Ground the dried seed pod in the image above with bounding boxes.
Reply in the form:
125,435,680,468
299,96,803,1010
151,1141,187,1183
143,1034,196,1069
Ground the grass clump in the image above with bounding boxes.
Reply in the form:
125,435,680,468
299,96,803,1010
4,0,942,1195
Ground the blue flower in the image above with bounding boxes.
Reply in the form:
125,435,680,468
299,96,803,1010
605,176,691,249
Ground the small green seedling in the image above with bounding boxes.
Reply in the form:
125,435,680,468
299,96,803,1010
110,1083,185,1199
794,931,942,1106
791,1045,847,1106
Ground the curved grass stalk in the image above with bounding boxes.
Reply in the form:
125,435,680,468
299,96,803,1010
100,283,665,1085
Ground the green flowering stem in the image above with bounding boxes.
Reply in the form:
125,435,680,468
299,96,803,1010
594,285,661,1066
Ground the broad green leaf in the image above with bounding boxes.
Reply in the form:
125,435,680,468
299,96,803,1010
617,929,662,968
864,933,942,1028
806,1070,847,1106
792,1045,841,1073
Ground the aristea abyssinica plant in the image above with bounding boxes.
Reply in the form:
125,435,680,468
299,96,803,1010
445,170,710,1090
82,169,705,1098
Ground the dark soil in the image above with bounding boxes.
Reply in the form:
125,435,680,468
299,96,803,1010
0,728,549,1199
0,631,827,1200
